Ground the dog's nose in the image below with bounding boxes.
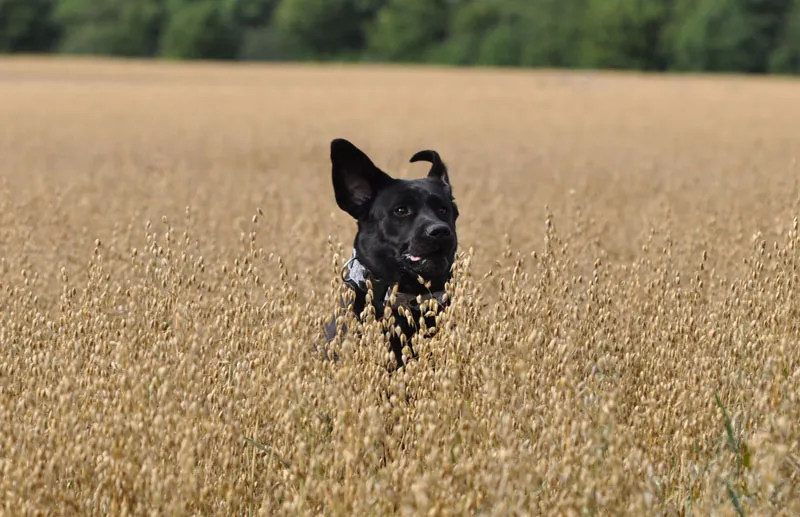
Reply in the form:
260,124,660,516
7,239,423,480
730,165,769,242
426,224,452,239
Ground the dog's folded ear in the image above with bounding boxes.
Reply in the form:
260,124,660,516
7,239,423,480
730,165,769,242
409,149,450,185
410,149,449,187
331,139,394,219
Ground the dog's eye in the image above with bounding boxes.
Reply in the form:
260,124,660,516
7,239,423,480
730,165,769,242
394,206,410,217
437,206,449,216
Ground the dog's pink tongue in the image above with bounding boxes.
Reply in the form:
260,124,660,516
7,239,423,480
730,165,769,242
407,255,422,262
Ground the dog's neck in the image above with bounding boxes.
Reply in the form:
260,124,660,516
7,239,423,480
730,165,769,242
342,249,449,314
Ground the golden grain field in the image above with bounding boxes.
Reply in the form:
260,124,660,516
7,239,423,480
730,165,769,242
1,57,799,515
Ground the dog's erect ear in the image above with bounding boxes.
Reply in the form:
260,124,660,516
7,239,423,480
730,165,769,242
410,149,449,186
331,138,394,219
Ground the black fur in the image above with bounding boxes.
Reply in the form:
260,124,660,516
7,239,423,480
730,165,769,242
323,138,459,367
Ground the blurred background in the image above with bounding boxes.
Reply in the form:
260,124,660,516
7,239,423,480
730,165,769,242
1,0,799,74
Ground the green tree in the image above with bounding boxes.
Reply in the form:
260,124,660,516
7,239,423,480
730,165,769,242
581,0,671,70
439,1,514,65
668,0,793,73
160,0,239,59
748,0,794,59
366,0,450,62
440,0,586,68
669,0,755,71
54,0,163,57
0,0,60,52
518,0,587,68
223,0,285,60
272,0,378,59
227,0,279,27
769,0,800,73
475,22,523,66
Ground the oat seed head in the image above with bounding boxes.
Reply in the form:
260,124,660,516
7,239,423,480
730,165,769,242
0,59,798,516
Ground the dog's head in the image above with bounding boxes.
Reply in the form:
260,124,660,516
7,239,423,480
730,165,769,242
331,138,459,292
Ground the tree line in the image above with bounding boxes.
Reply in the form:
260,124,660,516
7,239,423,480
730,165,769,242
2,0,799,74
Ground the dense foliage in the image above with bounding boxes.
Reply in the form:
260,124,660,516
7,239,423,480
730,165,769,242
1,0,799,73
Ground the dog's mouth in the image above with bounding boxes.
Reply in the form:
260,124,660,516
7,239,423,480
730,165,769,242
401,241,455,270
402,250,450,267
403,249,441,264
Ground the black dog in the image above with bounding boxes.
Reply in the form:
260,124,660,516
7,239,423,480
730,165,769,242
322,138,459,367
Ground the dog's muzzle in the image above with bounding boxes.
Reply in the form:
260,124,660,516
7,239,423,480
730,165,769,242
342,249,449,311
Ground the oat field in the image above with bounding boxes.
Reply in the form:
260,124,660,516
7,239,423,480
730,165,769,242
1,57,799,515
